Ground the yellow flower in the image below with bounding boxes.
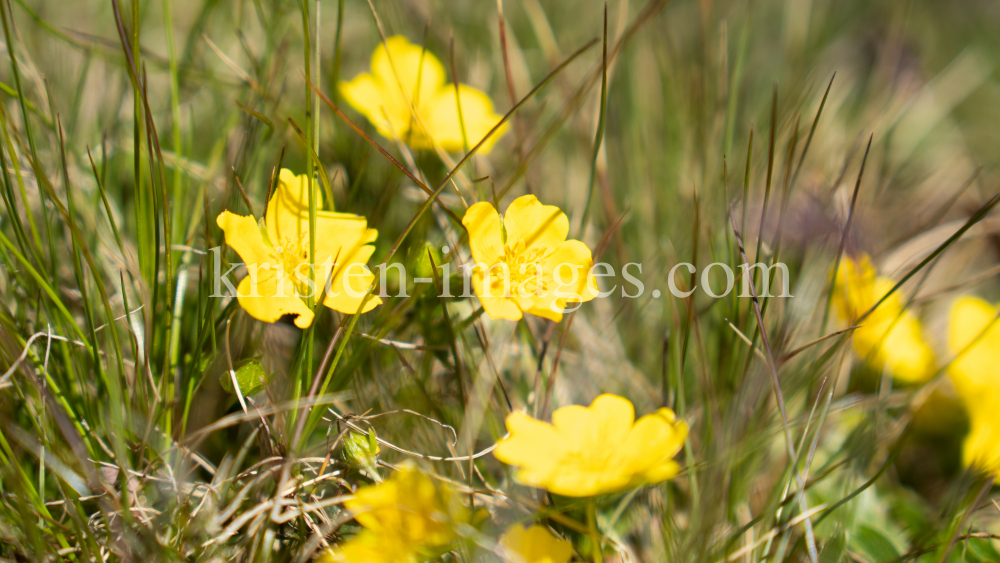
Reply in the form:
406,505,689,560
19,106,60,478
499,524,574,563
216,169,381,328
947,295,1000,476
462,195,599,322
347,465,461,546
341,36,507,153
322,466,467,563
322,532,416,563
493,394,688,497
830,254,935,383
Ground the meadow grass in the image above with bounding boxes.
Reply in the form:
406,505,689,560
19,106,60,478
0,0,999,561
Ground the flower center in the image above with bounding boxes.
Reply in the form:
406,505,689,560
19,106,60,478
489,240,549,296
272,234,313,295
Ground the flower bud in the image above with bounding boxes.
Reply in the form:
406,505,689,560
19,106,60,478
408,242,443,281
341,428,381,482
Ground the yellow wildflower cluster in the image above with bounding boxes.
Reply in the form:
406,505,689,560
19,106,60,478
216,40,602,328
320,466,579,563
218,37,685,560
829,255,1000,478
316,397,684,561
217,177,599,326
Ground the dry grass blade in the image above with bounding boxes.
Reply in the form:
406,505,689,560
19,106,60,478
724,318,766,362
577,3,609,239
780,326,859,365
729,206,819,563
722,504,827,563
822,134,873,334
203,33,254,85
327,409,496,462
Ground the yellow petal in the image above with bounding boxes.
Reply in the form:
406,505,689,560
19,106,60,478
512,275,564,321
850,307,934,384
831,254,905,322
552,394,634,448
515,239,597,321
499,525,573,563
217,211,274,266
502,195,569,253
590,394,637,432
340,36,446,148
944,296,1000,477
963,414,1000,477
634,460,681,486
235,271,315,329
312,216,379,293
494,412,566,472
948,296,996,353
831,253,933,383
340,73,411,143
341,36,509,153
629,410,687,457
470,270,523,320
493,397,685,497
948,296,1000,405
542,240,598,302
868,277,906,323
426,84,507,154
621,410,687,479
462,201,503,266
267,169,365,253
266,169,315,247
322,531,418,563
522,301,564,323
543,465,629,497
878,313,935,383
322,256,383,315
372,36,446,115
830,255,875,318
463,201,524,320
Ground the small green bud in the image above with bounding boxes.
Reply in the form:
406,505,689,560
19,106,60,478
341,428,381,481
221,359,270,396
408,242,443,281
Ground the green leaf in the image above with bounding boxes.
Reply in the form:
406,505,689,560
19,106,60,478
820,530,847,563
853,525,900,563
220,358,271,396
964,538,1000,563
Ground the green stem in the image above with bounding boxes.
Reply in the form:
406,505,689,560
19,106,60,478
291,0,316,438
578,5,608,240
587,497,601,563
